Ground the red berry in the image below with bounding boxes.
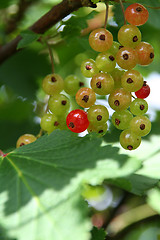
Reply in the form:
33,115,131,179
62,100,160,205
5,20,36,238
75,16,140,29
125,3,149,26
66,109,89,133
135,81,150,99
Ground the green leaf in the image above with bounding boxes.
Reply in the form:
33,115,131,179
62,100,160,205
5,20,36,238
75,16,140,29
91,227,106,240
17,30,40,49
0,0,18,9
61,11,98,41
0,98,34,122
147,188,160,214
135,136,160,179
107,174,158,196
0,48,50,99
0,130,141,240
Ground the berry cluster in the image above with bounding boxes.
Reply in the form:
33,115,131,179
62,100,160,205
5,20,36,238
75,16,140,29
16,3,154,151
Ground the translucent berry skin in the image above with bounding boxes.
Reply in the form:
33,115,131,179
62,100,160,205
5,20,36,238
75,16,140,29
40,113,59,133
130,98,148,115
90,73,114,95
66,109,89,133
81,59,99,78
42,74,64,95
110,68,125,89
109,41,121,56
125,3,149,26
118,24,141,48
16,134,37,148
108,88,132,111
120,129,141,150
135,42,154,66
89,28,113,52
121,69,143,92
116,47,138,70
76,87,96,108
111,110,133,130
135,82,150,99
64,75,84,96
48,94,70,117
95,52,116,73
87,122,108,137
87,105,109,126
130,115,151,137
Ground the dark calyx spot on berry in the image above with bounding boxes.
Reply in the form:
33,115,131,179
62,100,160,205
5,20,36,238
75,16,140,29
54,121,59,126
127,78,133,84
82,95,89,102
114,100,120,106
143,81,147,86
136,6,142,12
109,55,115,61
127,145,133,150
69,122,74,128
61,100,67,105
86,65,92,70
123,53,129,60
96,81,101,88
140,124,145,130
140,104,145,110
97,115,102,121
79,82,84,87
150,52,154,59
51,76,57,82
133,36,138,42
98,130,103,133
115,118,120,125
20,143,25,147
99,34,105,41
119,45,124,49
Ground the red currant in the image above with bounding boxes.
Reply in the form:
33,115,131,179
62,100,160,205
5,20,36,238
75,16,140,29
135,81,150,99
135,42,154,66
66,109,89,133
125,3,149,26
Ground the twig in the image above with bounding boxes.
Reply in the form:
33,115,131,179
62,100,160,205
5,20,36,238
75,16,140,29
0,0,97,65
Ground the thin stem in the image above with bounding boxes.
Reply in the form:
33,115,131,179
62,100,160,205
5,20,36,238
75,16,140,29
119,0,126,25
131,94,136,99
106,204,157,236
36,129,43,138
104,2,109,29
45,40,54,74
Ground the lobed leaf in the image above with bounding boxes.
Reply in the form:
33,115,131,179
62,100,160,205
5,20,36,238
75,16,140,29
0,130,141,240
